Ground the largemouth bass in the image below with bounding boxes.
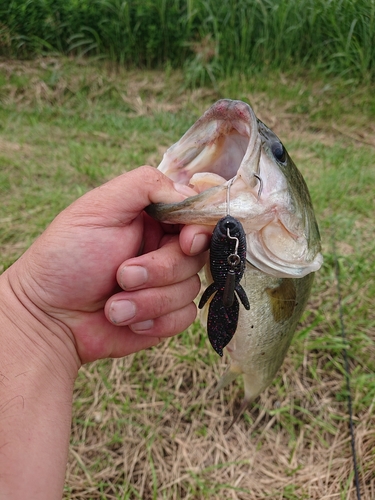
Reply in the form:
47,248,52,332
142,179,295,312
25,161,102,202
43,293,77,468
147,99,322,426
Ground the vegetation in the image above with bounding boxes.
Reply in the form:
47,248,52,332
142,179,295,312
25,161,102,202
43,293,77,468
1,56,374,498
1,0,375,84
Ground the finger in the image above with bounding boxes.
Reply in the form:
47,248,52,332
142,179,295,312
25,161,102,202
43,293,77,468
117,235,207,291
78,302,197,363
105,275,201,326
71,166,195,224
179,224,213,255
77,321,163,363
129,302,197,337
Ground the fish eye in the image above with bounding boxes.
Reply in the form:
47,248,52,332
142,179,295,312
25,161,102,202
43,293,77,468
271,142,286,163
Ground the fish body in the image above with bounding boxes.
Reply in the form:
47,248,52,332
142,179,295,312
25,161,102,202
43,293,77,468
146,99,322,424
199,215,250,357
216,267,314,427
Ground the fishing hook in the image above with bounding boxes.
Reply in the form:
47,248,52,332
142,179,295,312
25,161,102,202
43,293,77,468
198,176,250,356
226,176,241,275
226,228,240,257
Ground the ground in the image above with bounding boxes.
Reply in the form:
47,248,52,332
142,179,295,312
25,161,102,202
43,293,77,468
0,57,374,499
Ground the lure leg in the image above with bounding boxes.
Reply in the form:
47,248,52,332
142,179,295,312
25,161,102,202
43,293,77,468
235,284,250,310
198,282,218,309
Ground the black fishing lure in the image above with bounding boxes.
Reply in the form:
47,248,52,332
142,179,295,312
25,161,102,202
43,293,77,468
198,215,250,356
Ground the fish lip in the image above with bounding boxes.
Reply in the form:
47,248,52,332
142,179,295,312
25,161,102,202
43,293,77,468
145,184,231,224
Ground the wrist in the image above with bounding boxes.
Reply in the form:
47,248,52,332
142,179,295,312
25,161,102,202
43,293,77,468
0,267,80,499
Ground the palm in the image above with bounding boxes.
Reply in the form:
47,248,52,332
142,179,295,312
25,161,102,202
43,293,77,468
37,215,144,312
24,209,168,361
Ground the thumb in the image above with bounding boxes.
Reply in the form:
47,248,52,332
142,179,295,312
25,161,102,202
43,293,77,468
71,166,196,223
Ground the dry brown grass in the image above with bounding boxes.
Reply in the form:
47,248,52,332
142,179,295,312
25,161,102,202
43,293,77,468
65,327,375,499
0,57,218,113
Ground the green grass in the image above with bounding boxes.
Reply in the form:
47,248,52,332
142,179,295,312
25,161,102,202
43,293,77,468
1,0,375,82
1,57,375,498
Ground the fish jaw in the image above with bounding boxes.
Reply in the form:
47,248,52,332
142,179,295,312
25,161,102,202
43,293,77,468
148,98,276,232
146,178,273,228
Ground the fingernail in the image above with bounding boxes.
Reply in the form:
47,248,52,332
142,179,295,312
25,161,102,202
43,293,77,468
120,266,148,289
109,300,136,324
190,233,210,255
130,320,154,333
173,182,197,197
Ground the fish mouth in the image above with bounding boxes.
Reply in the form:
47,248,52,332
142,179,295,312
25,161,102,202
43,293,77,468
159,99,261,191
147,99,323,278
148,100,265,226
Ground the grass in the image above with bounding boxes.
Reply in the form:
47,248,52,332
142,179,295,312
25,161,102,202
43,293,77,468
1,57,375,499
1,0,375,82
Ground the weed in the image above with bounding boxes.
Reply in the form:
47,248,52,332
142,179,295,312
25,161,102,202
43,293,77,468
1,0,375,82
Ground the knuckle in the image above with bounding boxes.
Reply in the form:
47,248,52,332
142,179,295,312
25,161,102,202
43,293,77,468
159,253,179,283
189,274,202,297
138,165,156,176
153,292,173,318
139,165,167,186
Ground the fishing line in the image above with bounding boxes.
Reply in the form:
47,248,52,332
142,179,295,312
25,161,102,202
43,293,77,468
332,233,361,500
226,177,235,216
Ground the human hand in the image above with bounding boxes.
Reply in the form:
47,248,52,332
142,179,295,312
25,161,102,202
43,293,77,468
0,166,212,498
2,166,211,369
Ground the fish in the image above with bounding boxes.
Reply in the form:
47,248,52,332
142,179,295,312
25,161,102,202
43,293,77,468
146,99,322,426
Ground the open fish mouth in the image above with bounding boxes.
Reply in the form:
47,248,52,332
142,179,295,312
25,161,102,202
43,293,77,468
147,99,323,278
158,99,261,190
